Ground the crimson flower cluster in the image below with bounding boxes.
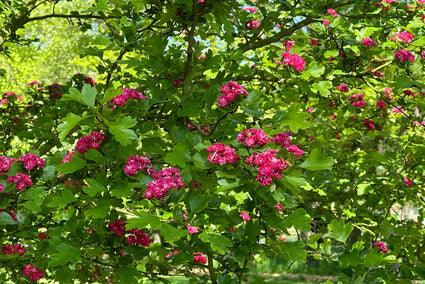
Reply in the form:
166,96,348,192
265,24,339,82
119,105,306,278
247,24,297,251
238,128,269,147
310,38,321,46
124,155,154,176
210,129,302,185
108,219,127,237
394,49,415,62
362,37,378,48
62,151,76,163
373,242,388,253
363,119,376,131
246,19,259,30
218,80,248,107
206,143,239,165
245,149,289,185
281,51,305,71
109,220,151,247
22,264,45,282
287,145,304,158
75,132,107,153
7,173,32,191
394,31,414,44
84,76,95,86
111,88,148,107
2,243,27,256
327,8,338,17
18,153,44,171
144,167,185,200
377,100,386,108
0,156,16,173
125,228,151,247
47,83,62,100
1,91,23,104
27,80,41,86
271,131,303,158
193,252,207,264
337,84,349,92
349,94,366,108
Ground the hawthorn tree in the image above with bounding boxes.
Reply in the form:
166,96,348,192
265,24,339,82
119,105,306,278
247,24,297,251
1,0,425,283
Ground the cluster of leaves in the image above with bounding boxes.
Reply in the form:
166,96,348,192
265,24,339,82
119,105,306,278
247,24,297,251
2,0,425,283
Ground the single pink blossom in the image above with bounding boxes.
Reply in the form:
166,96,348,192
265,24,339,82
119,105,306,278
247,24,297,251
275,203,285,210
373,242,389,253
187,226,198,234
404,177,414,187
240,211,251,221
327,9,338,17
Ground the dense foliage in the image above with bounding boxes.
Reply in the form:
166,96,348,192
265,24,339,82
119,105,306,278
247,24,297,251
1,0,425,283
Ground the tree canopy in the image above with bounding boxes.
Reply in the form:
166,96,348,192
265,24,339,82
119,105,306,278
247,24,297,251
1,0,425,283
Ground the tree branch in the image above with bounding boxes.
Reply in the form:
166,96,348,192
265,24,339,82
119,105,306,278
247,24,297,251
239,0,355,53
182,0,200,96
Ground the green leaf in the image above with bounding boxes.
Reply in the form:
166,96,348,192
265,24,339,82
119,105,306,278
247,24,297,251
54,267,75,283
339,251,362,268
245,221,261,243
105,116,138,146
56,156,87,175
84,149,107,164
83,178,106,197
57,113,86,141
80,84,97,107
364,248,385,267
48,243,81,267
357,183,372,195
21,186,47,212
126,211,162,230
299,149,334,171
199,232,233,255
193,153,210,169
110,182,134,198
308,61,325,78
276,108,310,133
311,81,332,97
0,211,16,225
328,219,354,243
160,223,187,242
61,87,83,104
378,220,394,238
164,143,191,167
84,200,115,219
100,87,122,104
280,241,307,262
96,0,108,11
115,266,139,284
217,178,240,191
283,172,307,187
47,188,77,208
189,191,211,213
285,208,312,232
42,165,56,180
